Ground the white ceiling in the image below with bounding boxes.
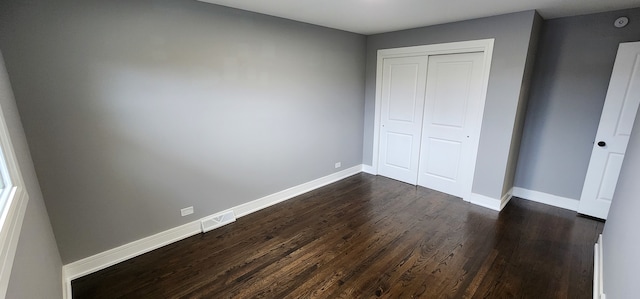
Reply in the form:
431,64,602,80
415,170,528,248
197,0,638,35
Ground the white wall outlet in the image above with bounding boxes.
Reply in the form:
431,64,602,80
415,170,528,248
181,206,194,216
335,162,341,168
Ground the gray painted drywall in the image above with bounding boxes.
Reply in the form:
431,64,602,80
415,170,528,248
501,12,543,196
515,8,640,200
602,104,640,298
0,0,365,263
364,11,537,199
0,52,62,298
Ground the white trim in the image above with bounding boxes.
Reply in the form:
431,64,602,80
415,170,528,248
62,164,364,298
371,39,494,203
234,165,362,217
62,221,202,282
0,188,28,297
594,234,605,299
0,98,30,297
466,188,512,212
500,187,514,210
361,164,376,175
62,274,72,299
512,187,579,211
467,193,502,211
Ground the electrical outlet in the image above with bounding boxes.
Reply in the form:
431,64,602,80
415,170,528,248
181,206,194,216
335,162,341,168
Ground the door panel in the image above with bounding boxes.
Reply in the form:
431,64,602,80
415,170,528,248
384,132,414,169
422,138,461,180
418,52,484,197
377,56,428,184
431,63,472,128
578,42,640,219
597,153,624,200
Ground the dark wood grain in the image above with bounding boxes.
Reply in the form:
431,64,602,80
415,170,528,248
72,174,604,298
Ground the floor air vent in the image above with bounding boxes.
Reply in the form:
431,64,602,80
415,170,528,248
201,210,236,233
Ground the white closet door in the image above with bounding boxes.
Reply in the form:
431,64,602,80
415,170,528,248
417,52,485,198
377,56,428,184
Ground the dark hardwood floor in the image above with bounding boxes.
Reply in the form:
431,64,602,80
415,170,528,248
72,174,604,298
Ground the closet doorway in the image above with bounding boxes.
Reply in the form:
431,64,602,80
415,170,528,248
372,39,494,200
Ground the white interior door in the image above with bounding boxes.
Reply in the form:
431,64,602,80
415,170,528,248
578,41,640,220
377,56,428,184
417,52,485,198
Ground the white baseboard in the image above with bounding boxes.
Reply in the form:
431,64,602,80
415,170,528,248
500,187,513,210
466,188,513,211
63,221,202,281
464,188,513,212
512,187,579,211
62,164,364,299
467,193,501,211
594,234,605,299
361,164,376,175
234,165,363,217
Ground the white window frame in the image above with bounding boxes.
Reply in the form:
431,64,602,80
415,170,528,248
0,101,29,297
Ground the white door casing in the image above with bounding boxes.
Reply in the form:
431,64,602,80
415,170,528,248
372,39,494,201
418,52,485,198
578,41,640,220
377,56,428,184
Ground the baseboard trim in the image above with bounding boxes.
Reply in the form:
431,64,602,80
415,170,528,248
465,188,513,212
467,193,501,211
512,187,579,211
594,234,605,299
63,220,202,279
500,187,514,210
234,165,363,217
62,164,364,299
361,164,376,175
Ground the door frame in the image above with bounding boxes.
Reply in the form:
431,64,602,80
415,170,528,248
371,39,494,200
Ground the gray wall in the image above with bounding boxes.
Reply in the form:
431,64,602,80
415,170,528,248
502,12,543,195
515,8,640,200
0,52,62,298
602,104,640,298
364,11,537,199
0,0,366,263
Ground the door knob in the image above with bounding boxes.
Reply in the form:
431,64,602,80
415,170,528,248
597,141,606,147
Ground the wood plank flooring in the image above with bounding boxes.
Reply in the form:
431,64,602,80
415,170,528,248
72,174,604,298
